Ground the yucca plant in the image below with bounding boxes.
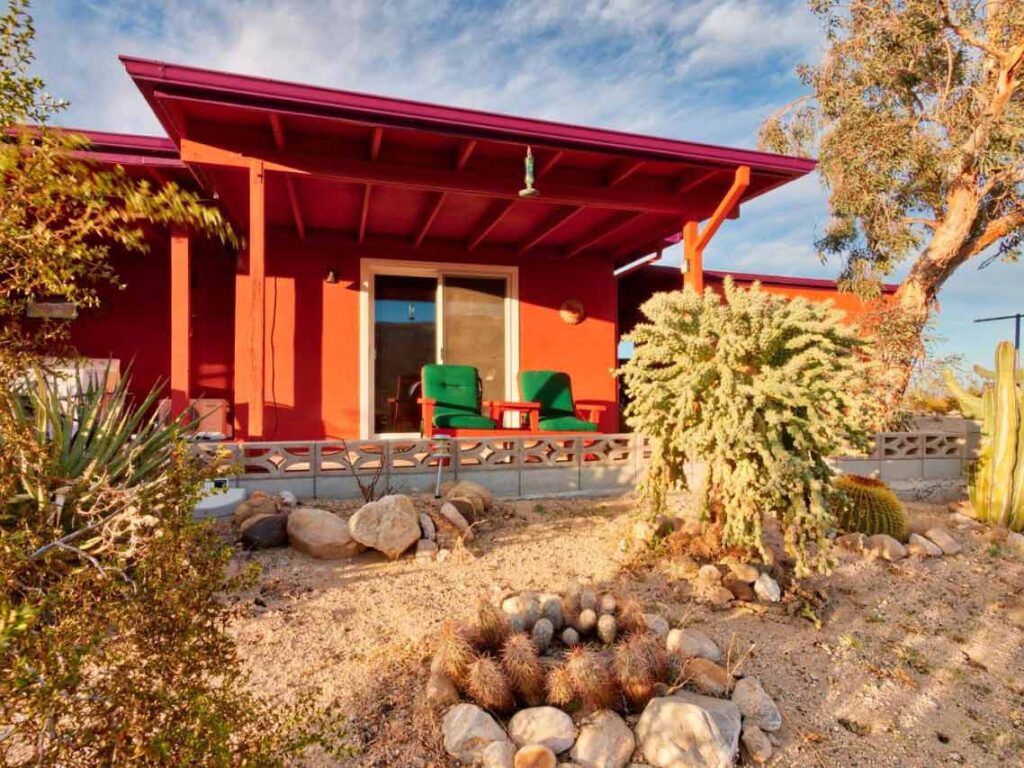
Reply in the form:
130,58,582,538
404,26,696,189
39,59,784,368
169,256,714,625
2,362,190,534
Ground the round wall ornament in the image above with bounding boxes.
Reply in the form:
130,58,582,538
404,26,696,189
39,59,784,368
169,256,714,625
559,298,585,325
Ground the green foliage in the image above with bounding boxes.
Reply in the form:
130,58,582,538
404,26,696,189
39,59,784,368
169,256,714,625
620,280,875,575
0,369,346,765
832,475,910,541
0,0,236,379
946,341,1024,531
760,1,1024,297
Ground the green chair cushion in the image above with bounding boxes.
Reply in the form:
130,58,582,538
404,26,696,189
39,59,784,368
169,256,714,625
539,415,599,432
518,370,576,418
422,364,496,429
434,412,497,429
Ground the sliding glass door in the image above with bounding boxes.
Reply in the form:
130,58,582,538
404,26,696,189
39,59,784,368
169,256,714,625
368,264,516,436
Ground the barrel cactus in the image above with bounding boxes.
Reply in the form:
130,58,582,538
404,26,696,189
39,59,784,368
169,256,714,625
945,341,1024,532
832,475,909,541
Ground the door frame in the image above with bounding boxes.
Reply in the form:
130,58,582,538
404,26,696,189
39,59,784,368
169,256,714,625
359,258,519,438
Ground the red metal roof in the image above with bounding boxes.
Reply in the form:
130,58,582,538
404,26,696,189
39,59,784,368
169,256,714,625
115,56,816,264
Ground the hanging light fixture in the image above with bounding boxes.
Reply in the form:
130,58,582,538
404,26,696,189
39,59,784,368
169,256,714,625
518,145,539,198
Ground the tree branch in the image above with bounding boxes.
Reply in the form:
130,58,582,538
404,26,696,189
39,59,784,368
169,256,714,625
964,207,1024,257
944,2,1008,61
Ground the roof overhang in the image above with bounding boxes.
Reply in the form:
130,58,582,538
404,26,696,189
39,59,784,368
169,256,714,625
120,56,817,262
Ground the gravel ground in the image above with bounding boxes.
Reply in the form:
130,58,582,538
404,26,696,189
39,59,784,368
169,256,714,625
224,494,1024,767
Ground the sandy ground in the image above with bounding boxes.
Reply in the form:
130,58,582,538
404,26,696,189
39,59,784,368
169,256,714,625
225,494,1024,767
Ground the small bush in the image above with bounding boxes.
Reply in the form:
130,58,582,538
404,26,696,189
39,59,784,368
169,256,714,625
620,281,875,575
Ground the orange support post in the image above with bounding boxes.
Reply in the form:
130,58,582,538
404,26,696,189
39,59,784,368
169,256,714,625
682,165,751,293
682,220,701,293
170,228,191,417
249,161,266,438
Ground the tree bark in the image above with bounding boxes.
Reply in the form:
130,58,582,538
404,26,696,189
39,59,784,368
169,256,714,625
890,182,982,400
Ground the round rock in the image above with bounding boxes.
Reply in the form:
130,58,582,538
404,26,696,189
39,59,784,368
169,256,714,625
287,507,366,559
515,744,556,768
753,573,782,603
239,513,289,550
509,706,576,753
666,627,721,662
569,710,634,768
348,494,421,559
731,676,782,732
442,703,510,763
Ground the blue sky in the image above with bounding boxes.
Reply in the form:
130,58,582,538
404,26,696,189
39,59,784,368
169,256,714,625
32,0,1022,369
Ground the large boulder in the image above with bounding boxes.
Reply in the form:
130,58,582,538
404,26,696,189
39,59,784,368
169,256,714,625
442,703,511,764
568,710,634,768
232,491,279,526
239,513,289,550
635,693,741,768
287,507,366,559
509,707,576,753
348,494,421,559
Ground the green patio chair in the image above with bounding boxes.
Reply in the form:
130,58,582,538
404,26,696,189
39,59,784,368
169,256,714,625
517,370,605,432
419,364,497,436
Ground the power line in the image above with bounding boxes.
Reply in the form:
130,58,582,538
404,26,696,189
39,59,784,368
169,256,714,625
974,313,1023,350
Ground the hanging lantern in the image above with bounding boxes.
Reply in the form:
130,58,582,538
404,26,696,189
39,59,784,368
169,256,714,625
518,145,539,198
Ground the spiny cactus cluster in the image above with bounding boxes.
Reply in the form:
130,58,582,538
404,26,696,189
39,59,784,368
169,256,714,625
946,341,1024,532
433,587,679,715
832,474,909,541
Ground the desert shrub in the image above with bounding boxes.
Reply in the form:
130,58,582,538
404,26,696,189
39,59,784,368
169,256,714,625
0,371,344,766
620,280,875,575
831,475,909,541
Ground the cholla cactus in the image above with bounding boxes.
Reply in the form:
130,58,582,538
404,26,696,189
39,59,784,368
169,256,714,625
620,280,875,575
946,341,1024,532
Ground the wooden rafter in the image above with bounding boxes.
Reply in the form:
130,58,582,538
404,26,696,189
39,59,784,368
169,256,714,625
607,159,645,187
370,126,384,160
536,149,564,180
675,168,720,197
683,165,751,293
358,184,373,243
564,211,645,258
414,192,446,246
518,206,585,254
455,139,476,171
468,199,515,251
268,114,305,239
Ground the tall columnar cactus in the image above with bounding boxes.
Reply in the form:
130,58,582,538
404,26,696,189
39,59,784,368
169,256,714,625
945,341,1024,532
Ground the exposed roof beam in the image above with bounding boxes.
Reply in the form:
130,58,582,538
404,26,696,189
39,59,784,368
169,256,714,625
675,168,720,196
414,192,446,246
607,160,645,187
518,207,586,254
695,165,750,252
468,199,515,251
179,138,690,215
564,212,645,258
370,126,383,160
536,150,563,180
268,114,305,239
358,184,373,243
455,139,476,171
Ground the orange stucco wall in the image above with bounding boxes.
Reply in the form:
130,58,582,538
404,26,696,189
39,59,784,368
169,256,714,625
228,244,620,440
717,278,882,319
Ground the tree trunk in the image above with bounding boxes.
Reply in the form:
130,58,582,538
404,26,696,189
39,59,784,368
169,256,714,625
890,183,981,400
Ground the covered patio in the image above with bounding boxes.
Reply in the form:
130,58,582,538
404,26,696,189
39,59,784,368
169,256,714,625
75,58,816,442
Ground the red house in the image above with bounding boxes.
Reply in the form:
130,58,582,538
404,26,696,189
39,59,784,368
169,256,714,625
67,57,868,443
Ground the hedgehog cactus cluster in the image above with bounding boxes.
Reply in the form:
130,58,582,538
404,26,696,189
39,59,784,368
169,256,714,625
946,341,1024,532
433,586,680,716
831,474,909,541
